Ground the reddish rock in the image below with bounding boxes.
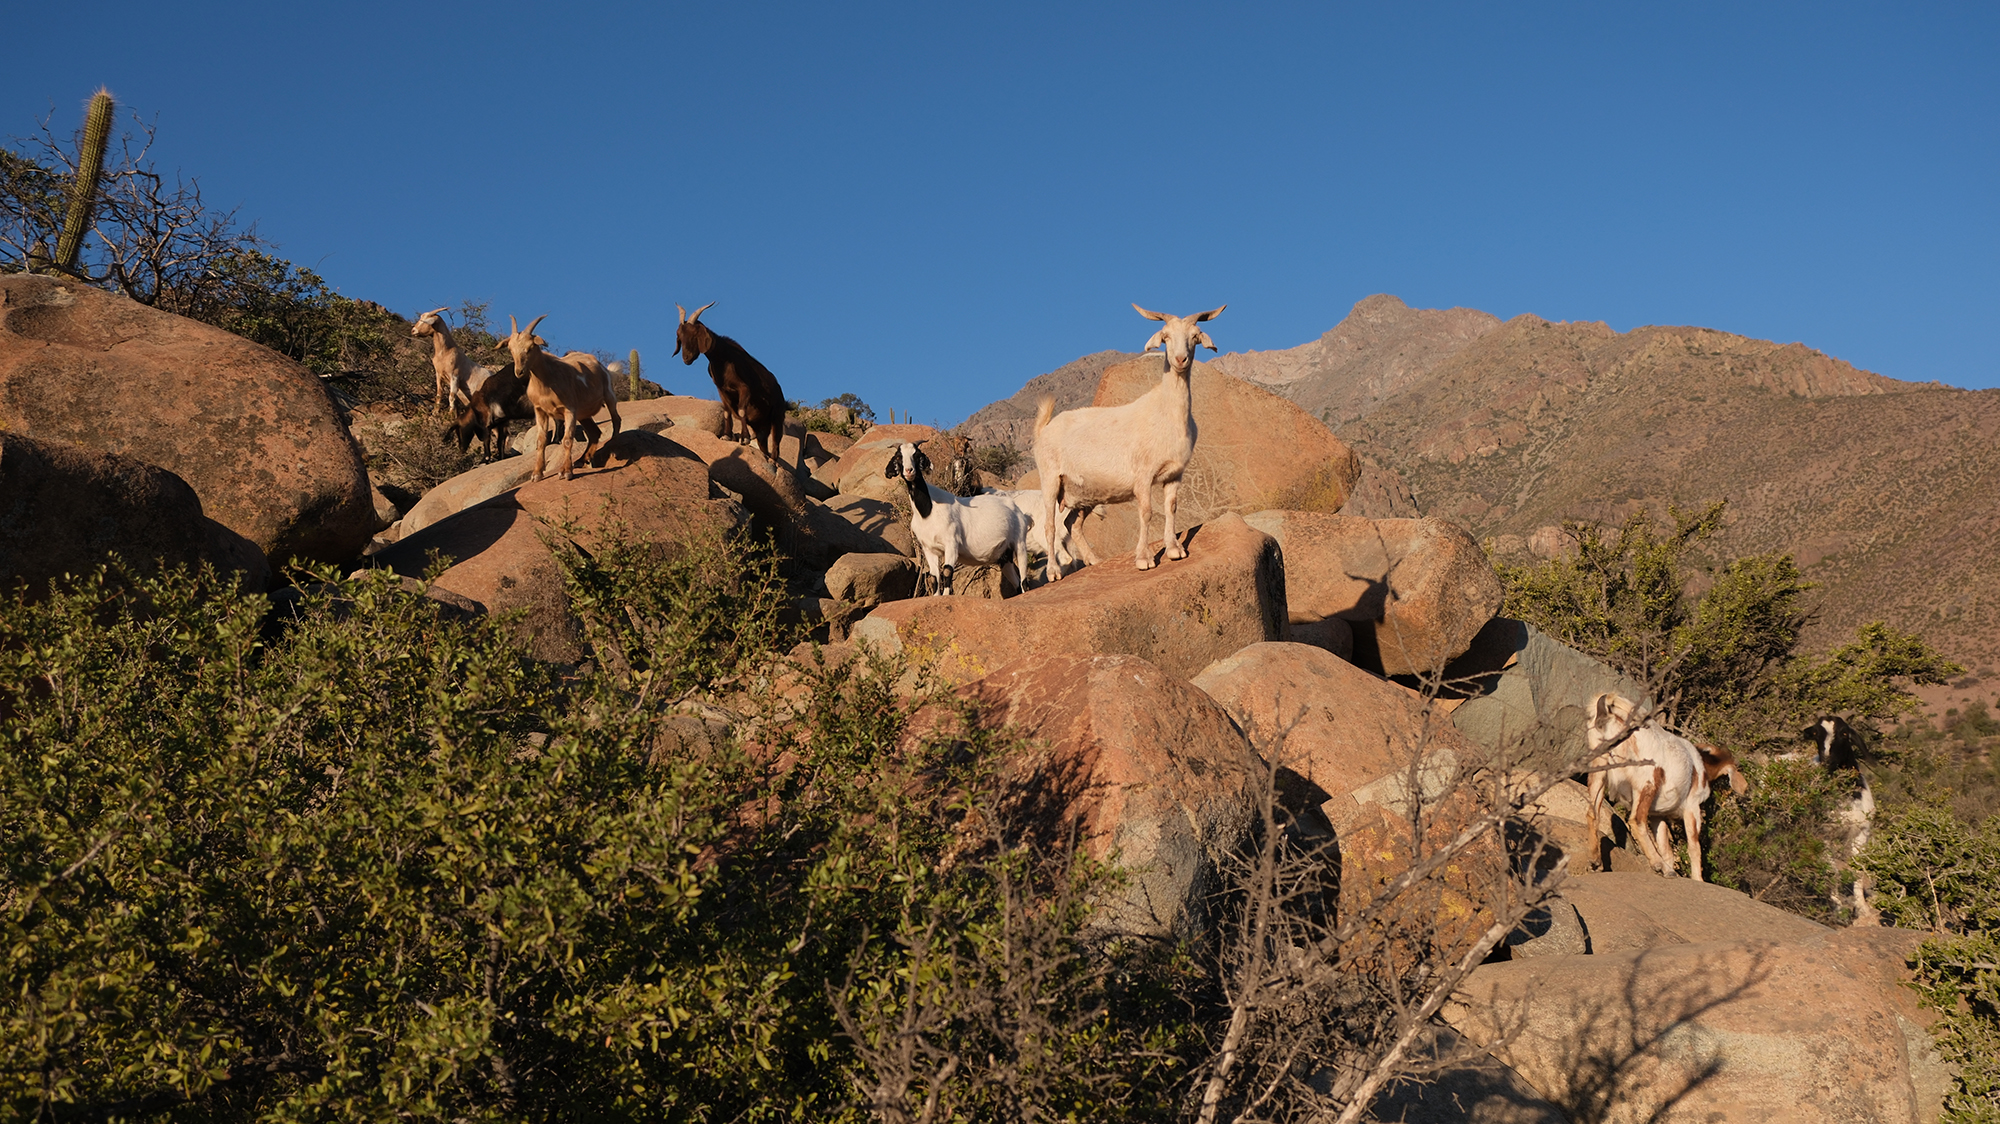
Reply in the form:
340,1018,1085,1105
1446,935,1947,1124
940,653,1256,938
400,456,540,537
1190,641,1477,832
0,274,373,564
372,430,742,662
1,432,268,596
1244,510,1503,676
1062,357,1361,565
853,513,1286,683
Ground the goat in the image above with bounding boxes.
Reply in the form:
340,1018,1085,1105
1584,692,1745,881
411,307,493,415
444,362,603,464
1802,715,1878,921
884,442,1035,597
1031,304,1222,577
497,314,622,482
674,302,788,464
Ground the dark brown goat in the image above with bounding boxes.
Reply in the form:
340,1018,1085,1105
673,302,787,464
445,361,600,463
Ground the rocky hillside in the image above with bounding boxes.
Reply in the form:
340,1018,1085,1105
962,296,2000,712
956,349,1139,451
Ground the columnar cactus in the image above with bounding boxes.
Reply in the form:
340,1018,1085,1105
54,89,115,275
629,348,642,399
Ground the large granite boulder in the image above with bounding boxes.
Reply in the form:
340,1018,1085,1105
1445,877,1952,1124
0,274,373,564
1244,510,1503,676
1,432,268,596
924,652,1256,938
371,431,739,661
853,513,1286,683
1445,618,1648,773
1190,641,1475,834
1053,357,1360,565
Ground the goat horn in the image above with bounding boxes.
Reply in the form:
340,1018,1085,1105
1132,303,1168,321
525,314,547,337
1192,305,1227,323
509,315,520,336
423,306,448,319
691,301,715,322
677,304,688,324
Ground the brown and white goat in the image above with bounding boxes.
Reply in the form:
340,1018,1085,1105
1032,304,1222,576
1584,692,1745,881
673,302,788,464
411,307,492,415
497,314,621,482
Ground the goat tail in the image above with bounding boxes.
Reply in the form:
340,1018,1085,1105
1033,395,1055,437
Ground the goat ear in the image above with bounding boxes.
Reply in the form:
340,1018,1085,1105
1192,305,1226,323
1142,329,1165,353
531,335,548,347
1132,303,1168,322
916,449,931,475
883,450,900,478
1196,330,1217,352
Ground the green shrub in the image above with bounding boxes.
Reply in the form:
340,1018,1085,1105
1702,756,1846,924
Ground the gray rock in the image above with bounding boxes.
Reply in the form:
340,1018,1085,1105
1504,898,1590,959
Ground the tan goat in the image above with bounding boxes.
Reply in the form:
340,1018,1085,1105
411,307,493,414
497,314,622,482
1031,304,1223,576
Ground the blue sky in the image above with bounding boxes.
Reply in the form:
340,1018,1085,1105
6,2,1995,425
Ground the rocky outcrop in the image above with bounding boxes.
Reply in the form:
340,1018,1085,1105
1445,618,1647,773
929,652,1256,938
370,430,740,661
0,274,374,564
853,513,1286,683
1446,875,1951,1124
1190,641,1472,833
1,432,268,596
1058,357,1362,564
1244,510,1503,676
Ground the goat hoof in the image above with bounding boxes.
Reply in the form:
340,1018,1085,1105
1135,558,1156,571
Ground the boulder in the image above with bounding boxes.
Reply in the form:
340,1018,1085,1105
368,484,399,533
1065,357,1361,565
822,494,918,558
1445,934,1946,1124
1558,871,1834,953
0,432,269,596
819,423,941,499
371,431,742,662
1445,618,1647,774
853,513,1286,684
371,501,581,663
1243,510,1504,676
824,552,918,607
399,456,540,537
939,653,1255,938
0,274,374,564
1190,641,1476,833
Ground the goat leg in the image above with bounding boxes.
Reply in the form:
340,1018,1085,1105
1132,479,1157,570
1162,479,1187,561
1683,807,1705,883
1631,767,1667,874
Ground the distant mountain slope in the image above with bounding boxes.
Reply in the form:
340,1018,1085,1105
960,297,1997,710
1208,294,1501,427
1332,312,1997,689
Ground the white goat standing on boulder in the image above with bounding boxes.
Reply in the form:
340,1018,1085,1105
411,307,493,415
1032,304,1222,578
885,442,1035,596
497,314,622,483
1584,691,1745,882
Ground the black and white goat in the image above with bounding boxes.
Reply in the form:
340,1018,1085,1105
1802,716,1878,922
884,442,1035,597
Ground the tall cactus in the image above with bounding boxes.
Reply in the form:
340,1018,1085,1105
628,348,642,399
54,89,115,275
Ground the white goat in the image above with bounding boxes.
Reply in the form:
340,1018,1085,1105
1032,304,1223,577
411,307,492,415
884,443,1035,596
497,314,623,483
1584,692,1745,882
